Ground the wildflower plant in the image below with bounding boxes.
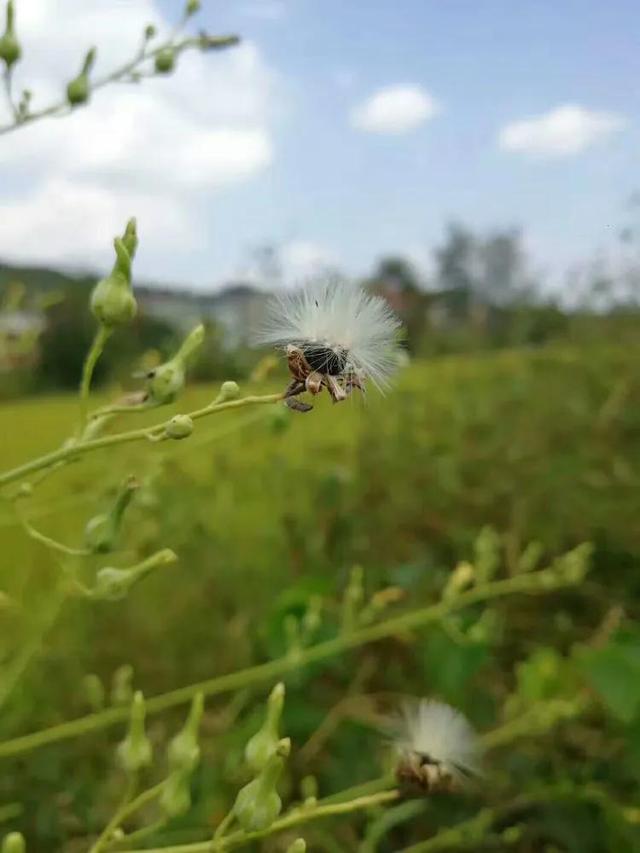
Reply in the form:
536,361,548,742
0,4,636,853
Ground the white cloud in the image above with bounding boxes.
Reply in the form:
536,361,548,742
0,179,193,268
350,84,438,134
498,104,625,157
0,0,278,274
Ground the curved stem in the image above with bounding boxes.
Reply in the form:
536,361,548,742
0,565,579,761
0,393,283,489
79,326,112,429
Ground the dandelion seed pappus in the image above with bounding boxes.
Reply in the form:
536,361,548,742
392,699,481,796
254,279,401,412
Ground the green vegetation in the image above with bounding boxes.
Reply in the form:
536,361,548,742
1,347,639,850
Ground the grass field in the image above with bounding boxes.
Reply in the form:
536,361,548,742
1,347,640,851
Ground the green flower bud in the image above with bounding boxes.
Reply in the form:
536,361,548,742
443,561,475,599
341,565,364,632
111,664,134,706
286,841,306,853
117,691,152,774
300,775,317,801
146,325,204,405
66,47,96,106
84,476,138,554
122,217,138,260
0,835,24,853
83,673,105,711
245,682,285,772
90,235,137,327
1,833,25,853
160,769,191,817
233,738,290,832
91,549,177,601
144,24,157,40
154,48,175,74
168,693,203,774
165,414,193,440
0,2,21,69
186,0,201,15
217,380,240,402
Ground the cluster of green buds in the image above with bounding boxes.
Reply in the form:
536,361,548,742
0,1,21,69
230,683,290,832
84,476,138,553
234,738,290,831
160,693,204,817
117,691,153,774
90,219,138,327
144,324,205,405
90,548,177,601
66,47,96,106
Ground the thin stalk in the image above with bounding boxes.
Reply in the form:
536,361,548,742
89,781,164,853
0,394,283,489
123,790,401,853
0,566,576,761
79,326,112,428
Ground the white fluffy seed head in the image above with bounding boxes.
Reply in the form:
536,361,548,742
396,699,481,782
255,279,402,390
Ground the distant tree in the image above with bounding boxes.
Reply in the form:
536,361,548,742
364,256,427,354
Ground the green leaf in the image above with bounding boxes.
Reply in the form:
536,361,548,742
580,636,640,723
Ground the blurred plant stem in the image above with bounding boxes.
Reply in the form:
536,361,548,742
119,790,402,853
0,393,283,489
79,326,112,429
0,559,585,760
0,33,239,136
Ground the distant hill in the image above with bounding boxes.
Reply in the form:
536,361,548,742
0,260,95,294
0,259,271,345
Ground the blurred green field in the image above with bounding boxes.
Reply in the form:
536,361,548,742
1,346,640,851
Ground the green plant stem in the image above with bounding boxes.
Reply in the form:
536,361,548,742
0,566,578,761
90,776,139,853
79,326,112,428
89,781,164,853
16,508,90,556
0,394,283,489
0,34,239,136
122,790,401,853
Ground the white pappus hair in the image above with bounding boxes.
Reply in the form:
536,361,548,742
256,279,402,390
397,699,481,781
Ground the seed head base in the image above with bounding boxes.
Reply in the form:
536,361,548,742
282,345,364,412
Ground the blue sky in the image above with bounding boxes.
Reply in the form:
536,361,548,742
0,0,637,291
193,0,639,288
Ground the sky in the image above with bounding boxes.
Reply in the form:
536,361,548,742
0,0,638,291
